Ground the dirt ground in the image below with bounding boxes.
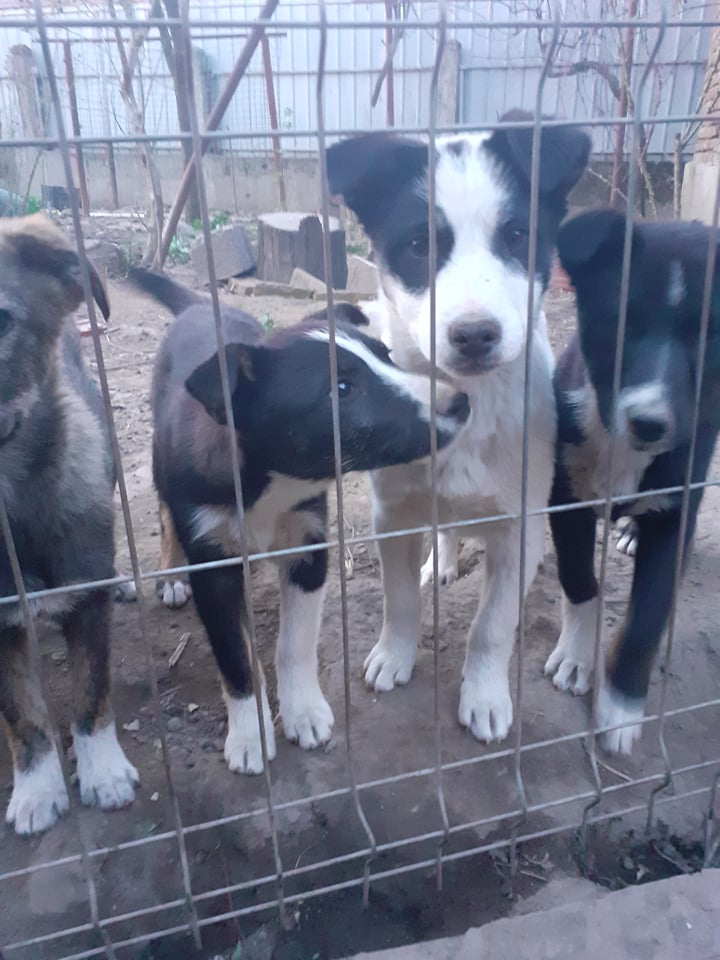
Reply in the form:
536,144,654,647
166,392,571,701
1,242,719,960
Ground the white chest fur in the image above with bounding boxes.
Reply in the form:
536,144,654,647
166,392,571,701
372,325,557,524
191,475,327,557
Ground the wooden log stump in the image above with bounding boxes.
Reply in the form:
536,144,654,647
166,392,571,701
256,212,347,288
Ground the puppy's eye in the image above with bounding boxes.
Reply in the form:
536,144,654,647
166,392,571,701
337,380,352,398
0,310,14,338
409,233,429,258
504,223,529,251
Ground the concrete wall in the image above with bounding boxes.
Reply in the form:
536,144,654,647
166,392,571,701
681,3,720,224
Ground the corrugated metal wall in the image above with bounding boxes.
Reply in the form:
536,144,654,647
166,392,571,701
0,0,713,158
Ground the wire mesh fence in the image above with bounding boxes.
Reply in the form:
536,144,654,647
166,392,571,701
0,2,719,959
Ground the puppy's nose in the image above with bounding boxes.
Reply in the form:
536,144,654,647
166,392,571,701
629,413,670,445
443,392,470,424
448,316,501,359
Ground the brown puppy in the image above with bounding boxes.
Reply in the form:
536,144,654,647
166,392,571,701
0,214,138,835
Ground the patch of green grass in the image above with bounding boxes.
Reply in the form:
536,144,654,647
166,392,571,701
168,235,191,265
189,211,230,233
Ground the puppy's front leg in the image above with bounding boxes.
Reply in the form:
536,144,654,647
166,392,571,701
545,464,601,696
276,503,334,749
0,626,69,835
364,499,423,691
66,589,139,811
190,556,275,774
460,516,544,742
598,500,699,755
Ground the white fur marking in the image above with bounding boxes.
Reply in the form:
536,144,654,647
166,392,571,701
192,476,326,555
596,682,645,755
458,661,513,742
73,721,139,810
668,260,686,307
223,688,276,774
162,579,192,608
421,530,459,587
276,581,334,749
545,596,600,696
6,748,69,835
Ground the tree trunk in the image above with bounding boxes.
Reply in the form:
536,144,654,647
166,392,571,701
256,212,347,288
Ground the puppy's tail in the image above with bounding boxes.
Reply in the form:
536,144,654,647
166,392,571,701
128,266,204,316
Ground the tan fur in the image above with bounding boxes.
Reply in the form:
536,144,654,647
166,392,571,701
158,499,187,573
0,629,55,772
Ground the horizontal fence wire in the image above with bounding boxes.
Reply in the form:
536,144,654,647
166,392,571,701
1,1,719,958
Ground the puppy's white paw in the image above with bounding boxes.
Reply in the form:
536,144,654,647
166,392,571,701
615,518,638,557
280,680,334,750
458,671,513,742
6,748,69,836
545,597,599,696
363,633,417,692
159,579,192,609
114,580,137,603
74,722,139,810
224,691,276,775
420,551,458,588
596,682,644,755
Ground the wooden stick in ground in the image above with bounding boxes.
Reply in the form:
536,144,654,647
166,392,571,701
155,0,279,268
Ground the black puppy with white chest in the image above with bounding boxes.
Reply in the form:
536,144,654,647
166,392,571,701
546,210,720,754
131,269,470,775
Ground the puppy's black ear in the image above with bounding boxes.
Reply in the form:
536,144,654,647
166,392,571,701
333,302,369,327
326,134,428,237
185,343,260,425
557,209,640,275
490,110,591,199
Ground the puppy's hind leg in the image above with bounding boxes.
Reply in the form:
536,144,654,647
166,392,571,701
66,589,139,811
156,499,192,608
421,530,459,587
276,500,334,750
364,499,423,692
0,626,69,835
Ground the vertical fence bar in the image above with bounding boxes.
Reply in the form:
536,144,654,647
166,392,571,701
426,0,451,892
581,6,667,858
32,0,203,949
508,3,562,893
178,0,287,928
315,0,377,908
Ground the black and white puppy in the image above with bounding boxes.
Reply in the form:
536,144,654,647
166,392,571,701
131,269,469,774
327,112,591,742
547,210,720,753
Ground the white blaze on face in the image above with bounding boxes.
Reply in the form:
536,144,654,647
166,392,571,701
382,135,543,377
305,329,466,436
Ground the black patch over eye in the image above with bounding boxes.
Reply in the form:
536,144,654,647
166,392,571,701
0,309,14,338
337,380,352,397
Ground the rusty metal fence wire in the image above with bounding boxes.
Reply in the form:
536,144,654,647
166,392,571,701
0,1,719,958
